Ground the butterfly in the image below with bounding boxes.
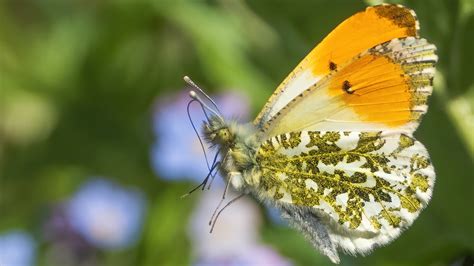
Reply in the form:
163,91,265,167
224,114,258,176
186,4,436,264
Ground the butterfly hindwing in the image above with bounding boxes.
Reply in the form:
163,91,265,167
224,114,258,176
254,130,434,255
262,37,437,137
255,4,420,128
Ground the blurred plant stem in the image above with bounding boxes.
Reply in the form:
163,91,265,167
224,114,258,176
434,0,474,161
434,71,474,161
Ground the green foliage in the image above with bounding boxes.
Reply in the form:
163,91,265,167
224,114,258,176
1,0,472,265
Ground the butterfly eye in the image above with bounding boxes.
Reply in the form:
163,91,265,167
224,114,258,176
219,129,228,139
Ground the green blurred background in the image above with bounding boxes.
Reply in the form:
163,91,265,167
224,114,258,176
1,0,473,265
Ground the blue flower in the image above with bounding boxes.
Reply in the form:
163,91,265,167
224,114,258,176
66,178,147,250
0,230,36,266
151,90,250,181
266,205,288,226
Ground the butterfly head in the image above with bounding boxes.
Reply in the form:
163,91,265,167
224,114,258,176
184,76,259,191
203,115,235,148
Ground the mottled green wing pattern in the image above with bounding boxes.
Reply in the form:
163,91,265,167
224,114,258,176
255,131,434,253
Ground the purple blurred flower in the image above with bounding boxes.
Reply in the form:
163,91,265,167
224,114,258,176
43,205,97,265
195,245,293,266
0,230,36,266
66,178,147,250
151,90,250,181
188,190,292,266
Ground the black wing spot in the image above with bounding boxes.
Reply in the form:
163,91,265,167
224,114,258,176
329,61,337,71
342,80,354,94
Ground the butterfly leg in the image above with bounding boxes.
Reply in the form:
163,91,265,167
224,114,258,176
209,193,245,233
208,177,232,226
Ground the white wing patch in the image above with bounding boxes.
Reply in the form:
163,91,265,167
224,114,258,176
258,69,321,128
255,131,435,255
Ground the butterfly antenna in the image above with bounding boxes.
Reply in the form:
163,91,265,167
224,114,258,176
189,90,223,122
185,77,224,123
184,76,223,114
187,99,211,170
209,193,245,233
207,151,229,190
203,150,221,191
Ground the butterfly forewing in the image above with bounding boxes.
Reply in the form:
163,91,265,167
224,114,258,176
255,130,434,254
262,37,437,137
255,4,420,128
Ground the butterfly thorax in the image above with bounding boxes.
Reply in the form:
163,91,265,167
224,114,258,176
203,115,262,192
